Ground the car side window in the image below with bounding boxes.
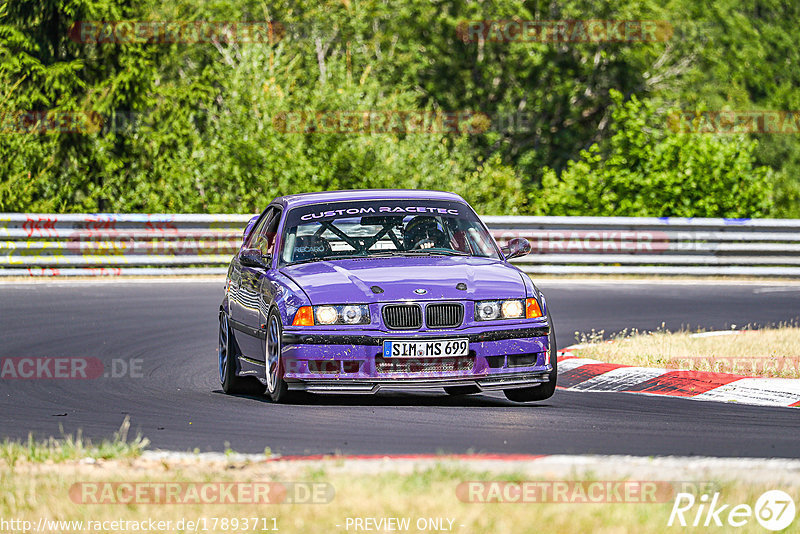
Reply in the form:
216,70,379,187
245,208,275,250
252,209,282,258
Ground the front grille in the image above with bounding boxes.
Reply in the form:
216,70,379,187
382,304,422,330
426,303,464,328
375,355,474,374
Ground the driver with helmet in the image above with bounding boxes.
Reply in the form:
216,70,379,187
403,216,450,250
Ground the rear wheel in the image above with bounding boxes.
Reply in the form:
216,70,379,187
219,312,256,394
504,323,558,402
265,310,294,403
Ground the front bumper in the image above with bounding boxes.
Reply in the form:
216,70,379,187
280,321,553,394
289,372,551,394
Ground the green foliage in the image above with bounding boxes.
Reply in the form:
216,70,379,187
0,0,796,217
537,91,774,217
97,32,528,213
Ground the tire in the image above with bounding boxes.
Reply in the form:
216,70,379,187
444,385,481,395
504,323,558,402
219,312,259,395
265,309,295,403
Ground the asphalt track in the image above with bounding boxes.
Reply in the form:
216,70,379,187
1,280,799,457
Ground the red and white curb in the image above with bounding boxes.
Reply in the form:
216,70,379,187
556,339,800,409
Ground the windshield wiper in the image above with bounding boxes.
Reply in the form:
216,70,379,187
287,250,470,266
286,254,364,266
396,249,471,256
320,254,368,260
362,250,471,257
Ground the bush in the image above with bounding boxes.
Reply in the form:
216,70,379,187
535,91,774,217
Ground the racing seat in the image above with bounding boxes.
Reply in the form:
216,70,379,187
292,235,332,262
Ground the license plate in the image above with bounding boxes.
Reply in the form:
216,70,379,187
382,338,469,358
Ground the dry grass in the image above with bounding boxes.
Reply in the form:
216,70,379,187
2,414,798,533
2,425,798,534
570,325,800,378
2,455,797,534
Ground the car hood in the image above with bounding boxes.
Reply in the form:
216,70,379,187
281,256,527,303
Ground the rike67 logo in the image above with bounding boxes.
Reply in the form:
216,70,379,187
668,490,796,531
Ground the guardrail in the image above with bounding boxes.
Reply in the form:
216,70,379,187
483,215,800,277
2,213,800,276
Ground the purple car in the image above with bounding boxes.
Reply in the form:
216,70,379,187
219,190,556,403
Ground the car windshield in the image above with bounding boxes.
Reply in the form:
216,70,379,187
280,199,500,265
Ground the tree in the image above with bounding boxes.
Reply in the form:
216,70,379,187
536,91,773,217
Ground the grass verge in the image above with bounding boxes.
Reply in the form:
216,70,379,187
569,324,800,378
3,453,799,534
0,418,149,467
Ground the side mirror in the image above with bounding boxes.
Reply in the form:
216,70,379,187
242,215,260,245
501,237,531,260
240,248,269,269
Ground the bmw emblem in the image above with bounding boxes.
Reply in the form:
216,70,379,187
414,288,427,295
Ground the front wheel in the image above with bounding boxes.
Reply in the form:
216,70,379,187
504,323,558,402
265,309,294,403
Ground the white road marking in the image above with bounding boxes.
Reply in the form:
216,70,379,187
693,378,800,407
752,286,800,293
569,366,669,391
558,358,605,372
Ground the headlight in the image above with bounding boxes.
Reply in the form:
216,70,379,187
475,299,528,321
292,304,371,326
502,300,524,318
341,305,364,324
315,306,339,325
476,301,501,321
